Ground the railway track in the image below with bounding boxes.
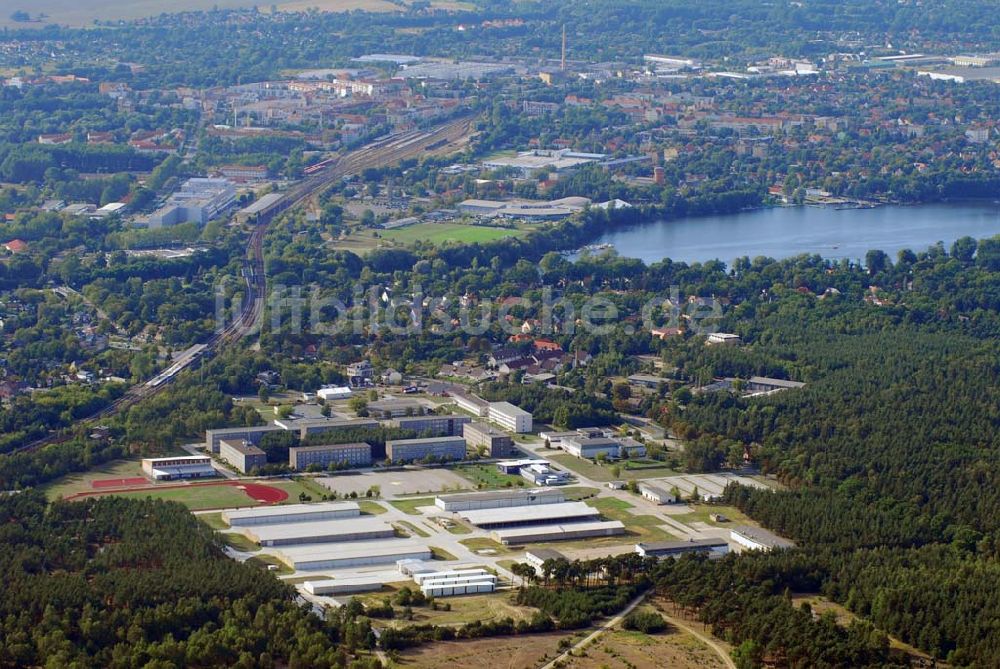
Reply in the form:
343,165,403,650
12,114,477,455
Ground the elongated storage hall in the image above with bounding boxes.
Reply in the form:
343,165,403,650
459,501,600,529
303,576,386,596
491,520,626,545
421,580,496,597
241,518,395,546
222,501,360,526
435,488,564,512
276,540,431,570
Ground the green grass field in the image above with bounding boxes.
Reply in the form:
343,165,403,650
99,485,256,510
585,497,676,543
389,497,435,515
382,223,524,245
548,454,679,482
454,464,527,489
41,456,187,500
221,532,260,552
430,546,458,561
397,520,430,538
246,555,294,575
198,512,229,530
459,537,511,555
358,500,388,515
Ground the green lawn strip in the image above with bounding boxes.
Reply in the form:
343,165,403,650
389,497,434,515
397,520,430,538
585,497,676,542
246,555,294,575
459,537,511,555
358,500,388,515
198,512,229,530
221,532,260,552
430,546,458,561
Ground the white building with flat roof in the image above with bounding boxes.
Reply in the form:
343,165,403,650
730,525,796,552
241,517,395,546
276,540,431,570
435,488,564,512
459,501,599,529
222,501,360,526
488,401,532,433
141,455,215,481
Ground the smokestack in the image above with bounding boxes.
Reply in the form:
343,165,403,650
561,25,567,71
653,166,666,186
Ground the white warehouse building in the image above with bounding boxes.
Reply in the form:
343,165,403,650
276,540,431,570
222,501,360,527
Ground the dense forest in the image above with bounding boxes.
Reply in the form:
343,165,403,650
0,491,381,668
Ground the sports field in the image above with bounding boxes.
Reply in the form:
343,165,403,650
382,223,524,245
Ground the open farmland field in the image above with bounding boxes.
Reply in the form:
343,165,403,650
382,223,525,245
0,0,463,28
397,631,573,668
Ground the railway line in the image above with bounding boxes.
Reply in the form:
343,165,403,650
13,114,476,454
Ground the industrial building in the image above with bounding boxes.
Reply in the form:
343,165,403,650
435,488,565,512
459,501,600,529
706,332,742,346
746,376,806,393
317,385,353,401
456,196,592,221
240,518,395,546
414,568,497,598
288,442,373,470
481,149,607,178
463,421,514,457
205,424,281,454
487,401,533,433
520,462,573,486
496,458,549,475
492,520,626,545
218,439,267,474
303,576,386,596
141,455,216,481
276,540,432,570
385,436,467,463
235,192,284,223
389,414,470,437
146,178,237,228
638,482,676,505
559,435,621,459
731,526,796,552
635,538,729,559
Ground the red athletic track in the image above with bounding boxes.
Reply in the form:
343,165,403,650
236,483,288,504
92,477,148,489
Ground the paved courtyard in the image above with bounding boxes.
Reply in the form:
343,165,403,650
316,468,471,498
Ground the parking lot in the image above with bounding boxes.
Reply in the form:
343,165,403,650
316,468,471,499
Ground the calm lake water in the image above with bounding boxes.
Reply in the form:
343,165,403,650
581,204,1000,265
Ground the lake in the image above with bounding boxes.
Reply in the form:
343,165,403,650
580,203,1000,265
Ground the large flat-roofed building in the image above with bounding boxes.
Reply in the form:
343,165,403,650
304,576,387,596
222,501,360,526
449,390,490,417
435,488,564,512
707,332,742,346
241,518,395,546
463,421,514,457
219,439,267,474
146,177,237,228
276,417,379,440
459,501,600,529
520,462,573,486
289,442,372,470
141,455,216,481
368,398,426,418
636,538,729,559
746,376,806,393
488,401,532,433
496,458,549,475
390,414,470,437
385,436,467,463
560,436,621,459
276,540,431,570
481,149,606,178
492,520,625,545
205,424,281,454
731,526,796,552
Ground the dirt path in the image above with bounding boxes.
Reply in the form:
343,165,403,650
538,590,650,669
656,606,736,669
